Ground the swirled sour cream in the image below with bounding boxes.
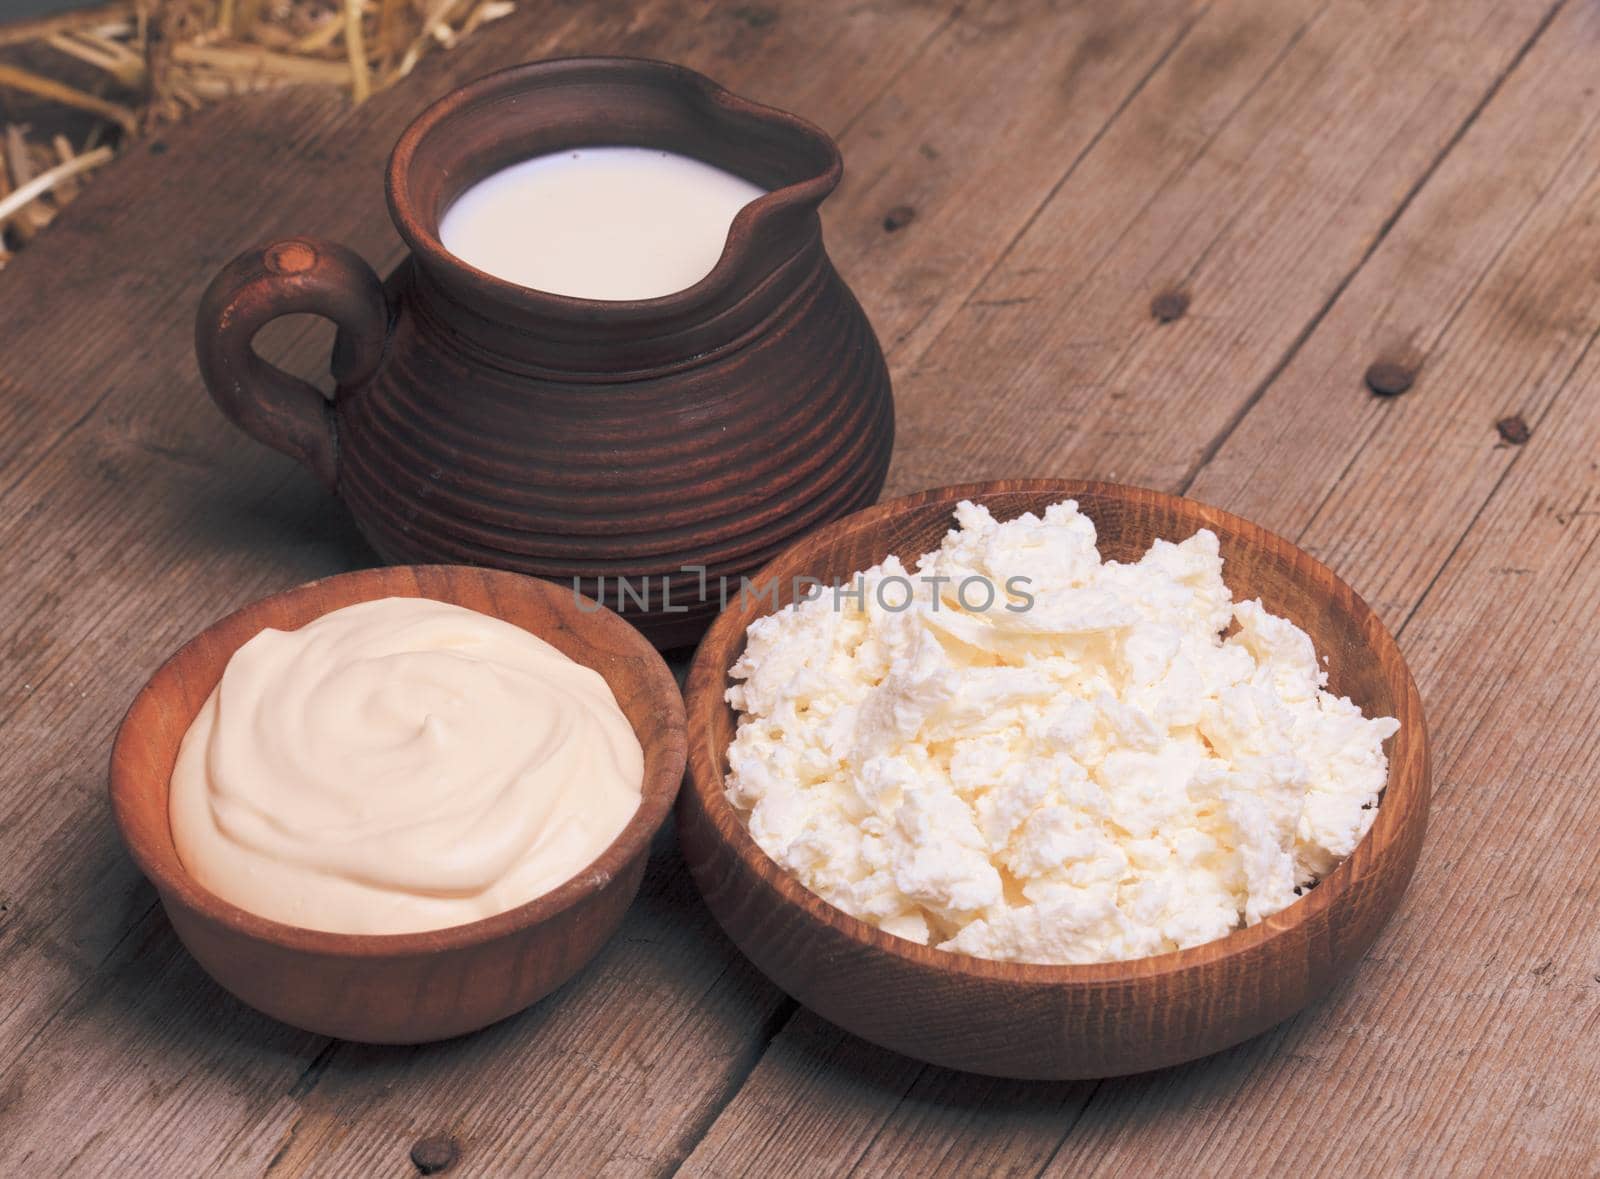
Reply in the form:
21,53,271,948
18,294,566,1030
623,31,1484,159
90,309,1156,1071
169,597,644,935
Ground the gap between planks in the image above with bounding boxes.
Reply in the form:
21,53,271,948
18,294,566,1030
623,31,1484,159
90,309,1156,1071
981,0,1586,1169
881,2,1213,365
671,0,1583,1171
0,0,1580,1164
231,0,966,1142
962,0,1582,1167
1174,0,1572,496
0,0,972,1171
657,10,1221,1169
1390,312,1600,642
0,4,1209,1171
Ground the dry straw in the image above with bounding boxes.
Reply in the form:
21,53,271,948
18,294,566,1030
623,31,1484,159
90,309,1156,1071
0,0,514,266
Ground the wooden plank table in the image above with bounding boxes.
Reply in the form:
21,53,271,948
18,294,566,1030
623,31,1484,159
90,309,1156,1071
2,0,1597,1172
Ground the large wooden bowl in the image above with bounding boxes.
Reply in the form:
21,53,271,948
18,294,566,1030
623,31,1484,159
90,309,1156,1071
110,565,686,1043
679,480,1429,1079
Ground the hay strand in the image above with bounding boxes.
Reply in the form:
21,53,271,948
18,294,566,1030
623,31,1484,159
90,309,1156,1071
170,42,356,87
0,62,140,133
344,0,371,103
0,145,114,231
45,31,147,89
0,2,134,51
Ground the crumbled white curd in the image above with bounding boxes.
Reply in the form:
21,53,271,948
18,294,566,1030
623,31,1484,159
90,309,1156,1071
724,500,1399,965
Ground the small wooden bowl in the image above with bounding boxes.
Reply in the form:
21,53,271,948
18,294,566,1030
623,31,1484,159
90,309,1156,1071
110,565,686,1043
680,480,1429,1079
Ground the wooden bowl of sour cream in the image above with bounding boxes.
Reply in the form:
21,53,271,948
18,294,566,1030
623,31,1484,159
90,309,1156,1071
110,565,686,1043
679,479,1429,1079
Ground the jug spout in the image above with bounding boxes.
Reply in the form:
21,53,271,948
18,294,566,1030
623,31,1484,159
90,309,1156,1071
384,57,844,373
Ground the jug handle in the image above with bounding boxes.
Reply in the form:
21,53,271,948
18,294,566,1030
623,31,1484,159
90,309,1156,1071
195,238,388,491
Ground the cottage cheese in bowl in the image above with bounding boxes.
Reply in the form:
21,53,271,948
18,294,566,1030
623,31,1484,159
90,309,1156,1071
724,499,1399,965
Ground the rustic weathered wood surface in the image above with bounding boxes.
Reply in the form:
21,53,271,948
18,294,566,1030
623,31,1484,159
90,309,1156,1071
1,0,1596,1172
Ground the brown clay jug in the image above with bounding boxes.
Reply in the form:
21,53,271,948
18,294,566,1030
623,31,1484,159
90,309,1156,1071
195,57,893,648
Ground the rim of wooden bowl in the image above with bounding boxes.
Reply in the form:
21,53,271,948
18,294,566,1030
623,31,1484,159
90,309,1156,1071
684,479,1430,987
109,564,687,958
